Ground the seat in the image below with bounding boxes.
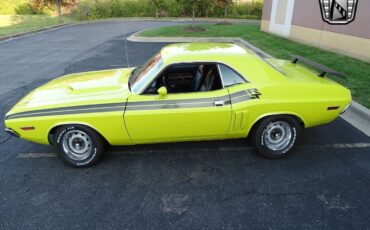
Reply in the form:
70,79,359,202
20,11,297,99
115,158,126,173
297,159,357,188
191,65,204,92
199,68,215,92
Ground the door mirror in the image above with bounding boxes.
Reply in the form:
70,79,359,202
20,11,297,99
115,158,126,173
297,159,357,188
157,86,167,96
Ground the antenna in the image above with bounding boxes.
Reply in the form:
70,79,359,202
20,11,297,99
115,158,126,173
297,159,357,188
123,19,130,68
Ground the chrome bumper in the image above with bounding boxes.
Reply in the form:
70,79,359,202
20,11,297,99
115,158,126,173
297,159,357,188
340,104,351,114
4,128,20,138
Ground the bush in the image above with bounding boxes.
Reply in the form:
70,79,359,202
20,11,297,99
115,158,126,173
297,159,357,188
0,0,54,15
111,0,152,17
0,0,28,14
14,3,35,15
205,1,263,19
89,0,112,19
162,0,184,17
71,0,263,20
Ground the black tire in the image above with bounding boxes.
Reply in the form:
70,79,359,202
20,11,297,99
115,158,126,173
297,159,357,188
251,116,301,159
53,125,105,168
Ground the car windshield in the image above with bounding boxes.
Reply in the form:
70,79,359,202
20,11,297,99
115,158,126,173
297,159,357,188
131,53,163,93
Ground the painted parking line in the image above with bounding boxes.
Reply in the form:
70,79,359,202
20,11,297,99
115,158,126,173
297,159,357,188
323,143,370,148
16,143,370,159
17,153,57,158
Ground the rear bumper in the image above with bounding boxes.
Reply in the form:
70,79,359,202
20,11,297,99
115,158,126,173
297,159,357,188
340,104,351,114
4,128,20,138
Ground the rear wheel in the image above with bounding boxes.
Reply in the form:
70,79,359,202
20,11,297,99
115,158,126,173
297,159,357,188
251,116,301,159
54,125,105,168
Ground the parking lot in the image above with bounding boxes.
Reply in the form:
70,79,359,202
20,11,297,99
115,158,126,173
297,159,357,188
0,20,370,229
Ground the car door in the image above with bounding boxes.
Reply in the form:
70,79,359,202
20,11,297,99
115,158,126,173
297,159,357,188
217,63,259,136
124,88,232,143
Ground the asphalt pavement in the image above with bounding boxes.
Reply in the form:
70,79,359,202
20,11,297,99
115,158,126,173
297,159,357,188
0,20,370,230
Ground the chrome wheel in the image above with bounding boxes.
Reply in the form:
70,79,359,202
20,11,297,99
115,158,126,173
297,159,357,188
263,121,292,151
62,130,93,161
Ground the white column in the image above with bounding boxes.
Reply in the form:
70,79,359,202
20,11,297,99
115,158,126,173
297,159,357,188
269,0,295,37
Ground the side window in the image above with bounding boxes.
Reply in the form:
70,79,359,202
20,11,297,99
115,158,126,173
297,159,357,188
218,64,246,87
143,63,223,94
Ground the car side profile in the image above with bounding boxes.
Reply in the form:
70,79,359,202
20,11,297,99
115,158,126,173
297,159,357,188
4,43,351,167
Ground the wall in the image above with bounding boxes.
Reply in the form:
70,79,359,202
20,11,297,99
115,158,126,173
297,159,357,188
261,0,370,62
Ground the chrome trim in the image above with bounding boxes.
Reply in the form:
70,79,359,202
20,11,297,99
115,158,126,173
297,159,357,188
217,64,225,88
214,100,225,107
263,58,286,76
4,128,20,138
340,104,351,114
217,63,247,88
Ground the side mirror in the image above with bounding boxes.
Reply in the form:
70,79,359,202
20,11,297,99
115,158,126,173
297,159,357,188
157,86,167,96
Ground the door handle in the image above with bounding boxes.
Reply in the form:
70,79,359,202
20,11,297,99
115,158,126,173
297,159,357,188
214,100,225,107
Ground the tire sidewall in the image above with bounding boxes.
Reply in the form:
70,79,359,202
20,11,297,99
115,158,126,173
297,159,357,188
255,117,300,158
54,125,103,168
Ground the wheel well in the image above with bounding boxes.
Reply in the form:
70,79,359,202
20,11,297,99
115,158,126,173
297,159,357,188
248,114,305,137
48,124,109,145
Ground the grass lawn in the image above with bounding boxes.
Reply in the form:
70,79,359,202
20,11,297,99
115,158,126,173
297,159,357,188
0,15,76,37
140,23,370,108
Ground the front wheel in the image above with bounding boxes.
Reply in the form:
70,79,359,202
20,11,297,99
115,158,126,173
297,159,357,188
54,125,105,168
251,116,301,159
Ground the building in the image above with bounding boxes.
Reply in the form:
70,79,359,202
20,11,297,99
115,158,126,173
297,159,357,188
261,0,370,62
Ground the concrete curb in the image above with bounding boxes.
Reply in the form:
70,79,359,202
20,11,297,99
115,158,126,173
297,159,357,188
350,101,370,119
128,33,370,137
341,101,370,136
0,18,259,43
0,23,72,42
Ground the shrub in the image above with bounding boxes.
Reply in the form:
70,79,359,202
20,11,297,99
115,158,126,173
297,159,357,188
14,3,36,15
0,0,28,14
70,0,91,19
206,1,263,19
162,0,184,17
89,0,112,19
0,0,56,15
111,0,151,17
71,0,263,20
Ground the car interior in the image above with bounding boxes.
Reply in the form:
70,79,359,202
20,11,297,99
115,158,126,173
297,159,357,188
143,63,223,94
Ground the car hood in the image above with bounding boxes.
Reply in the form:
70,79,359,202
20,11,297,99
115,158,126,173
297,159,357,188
6,68,134,117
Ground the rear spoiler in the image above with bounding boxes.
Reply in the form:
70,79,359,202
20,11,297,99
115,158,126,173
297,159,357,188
289,54,346,78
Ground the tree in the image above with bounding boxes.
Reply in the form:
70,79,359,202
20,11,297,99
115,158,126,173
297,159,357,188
30,0,77,23
180,0,202,29
56,0,62,23
150,0,164,19
199,0,216,17
217,0,233,23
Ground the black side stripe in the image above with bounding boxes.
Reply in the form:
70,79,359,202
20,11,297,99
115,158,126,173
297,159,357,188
126,100,232,111
6,102,126,118
128,95,230,107
5,90,252,120
229,91,247,99
231,94,252,104
6,106,125,120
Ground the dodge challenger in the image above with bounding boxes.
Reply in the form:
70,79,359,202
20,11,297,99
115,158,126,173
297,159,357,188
4,43,351,167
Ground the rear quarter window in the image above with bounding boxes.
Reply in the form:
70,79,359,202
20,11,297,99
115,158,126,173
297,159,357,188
218,64,246,87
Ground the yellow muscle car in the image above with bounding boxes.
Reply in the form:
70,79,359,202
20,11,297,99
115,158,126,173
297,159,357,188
4,43,351,167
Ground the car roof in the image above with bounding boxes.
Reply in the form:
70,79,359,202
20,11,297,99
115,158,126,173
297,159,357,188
160,42,253,63
160,43,286,84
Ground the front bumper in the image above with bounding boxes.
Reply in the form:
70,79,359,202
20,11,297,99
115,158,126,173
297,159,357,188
4,128,20,138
